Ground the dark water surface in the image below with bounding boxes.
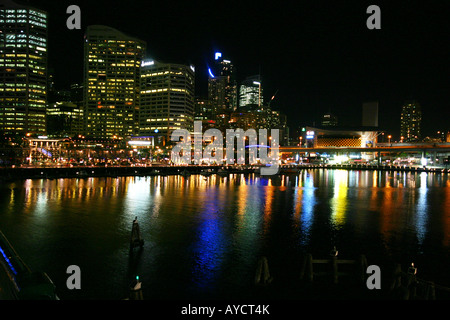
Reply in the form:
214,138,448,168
1,169,449,300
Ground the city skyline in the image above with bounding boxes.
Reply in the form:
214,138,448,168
2,0,450,305
10,0,450,139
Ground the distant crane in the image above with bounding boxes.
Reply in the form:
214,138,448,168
268,89,279,109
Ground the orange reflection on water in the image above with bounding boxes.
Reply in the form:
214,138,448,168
262,185,274,235
372,171,378,188
293,187,303,219
378,184,399,245
442,187,450,247
237,182,248,217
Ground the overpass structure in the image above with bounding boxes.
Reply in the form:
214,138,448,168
280,143,450,165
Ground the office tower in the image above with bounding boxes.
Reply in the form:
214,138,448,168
239,75,263,109
46,101,83,137
70,83,83,105
0,0,48,135
270,110,289,145
84,25,145,139
207,52,238,117
362,101,379,127
46,82,84,137
194,96,216,131
194,97,209,121
400,100,422,141
140,59,195,146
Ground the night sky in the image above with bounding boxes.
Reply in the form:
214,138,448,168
26,0,450,138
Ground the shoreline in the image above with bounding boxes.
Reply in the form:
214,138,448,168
0,164,448,182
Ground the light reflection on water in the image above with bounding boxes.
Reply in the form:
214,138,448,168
0,170,449,299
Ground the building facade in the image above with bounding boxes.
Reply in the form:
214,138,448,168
0,0,48,135
46,101,83,137
83,25,145,139
302,126,379,148
207,52,238,118
400,100,422,142
239,75,263,108
139,59,195,146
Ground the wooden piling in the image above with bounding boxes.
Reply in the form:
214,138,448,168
331,256,338,284
255,256,273,286
387,263,449,300
130,217,144,250
390,263,402,291
423,281,435,300
129,277,144,300
359,255,368,284
300,253,313,282
300,253,368,285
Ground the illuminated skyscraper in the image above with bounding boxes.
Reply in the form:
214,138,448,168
83,25,145,139
400,100,422,142
140,59,195,145
0,0,48,135
194,96,210,122
207,52,237,116
239,75,263,108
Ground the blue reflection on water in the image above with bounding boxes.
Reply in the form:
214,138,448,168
191,193,227,292
293,172,317,247
301,174,316,245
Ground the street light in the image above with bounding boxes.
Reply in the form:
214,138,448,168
388,135,392,146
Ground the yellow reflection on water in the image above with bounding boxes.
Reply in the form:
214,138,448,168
372,171,378,188
330,170,348,226
237,182,248,217
123,177,151,219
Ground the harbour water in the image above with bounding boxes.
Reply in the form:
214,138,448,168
0,169,449,300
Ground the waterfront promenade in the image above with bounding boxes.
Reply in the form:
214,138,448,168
0,163,448,182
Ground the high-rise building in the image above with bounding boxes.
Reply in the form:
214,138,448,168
194,96,210,121
194,96,217,130
207,52,237,118
46,101,83,137
400,100,422,142
139,59,195,146
239,75,263,108
0,0,48,135
46,83,84,137
83,25,145,139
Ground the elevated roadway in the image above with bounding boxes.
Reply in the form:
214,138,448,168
280,144,450,154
